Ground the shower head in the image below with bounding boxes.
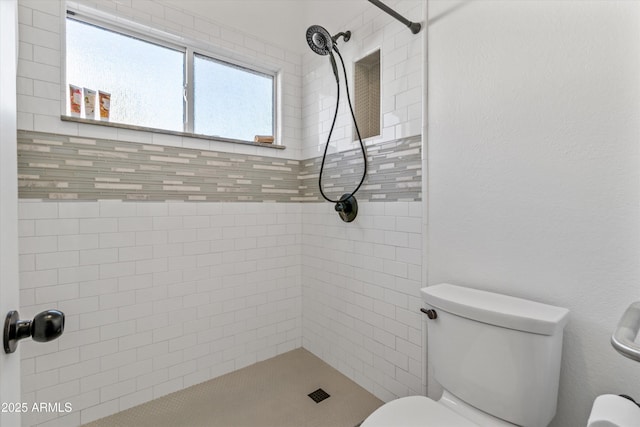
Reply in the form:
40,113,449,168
306,25,351,83
306,25,333,56
306,25,352,55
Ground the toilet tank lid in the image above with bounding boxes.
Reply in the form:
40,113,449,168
421,284,569,336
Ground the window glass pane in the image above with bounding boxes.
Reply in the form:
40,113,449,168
66,18,184,131
194,54,273,141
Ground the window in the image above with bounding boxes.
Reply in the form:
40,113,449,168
194,54,274,142
66,18,184,131
65,13,276,143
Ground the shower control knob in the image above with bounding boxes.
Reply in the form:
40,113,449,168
3,309,65,354
420,308,438,319
335,194,358,223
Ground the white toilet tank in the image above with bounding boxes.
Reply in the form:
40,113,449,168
422,284,569,427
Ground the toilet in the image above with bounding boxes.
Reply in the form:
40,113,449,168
361,283,570,427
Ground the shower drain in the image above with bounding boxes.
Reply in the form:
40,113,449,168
308,388,330,403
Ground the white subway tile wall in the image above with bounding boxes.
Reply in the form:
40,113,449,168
299,0,425,404
301,202,424,402
301,0,424,160
17,0,303,160
19,200,302,426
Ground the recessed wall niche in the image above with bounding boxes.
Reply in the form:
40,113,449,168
354,50,381,140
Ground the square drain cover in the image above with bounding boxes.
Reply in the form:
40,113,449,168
308,388,330,403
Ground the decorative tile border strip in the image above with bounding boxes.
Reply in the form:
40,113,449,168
17,131,299,202
297,135,422,202
17,131,421,202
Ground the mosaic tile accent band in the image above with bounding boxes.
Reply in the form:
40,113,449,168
17,131,421,202
298,135,422,202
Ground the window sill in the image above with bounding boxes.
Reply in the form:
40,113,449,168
60,116,285,150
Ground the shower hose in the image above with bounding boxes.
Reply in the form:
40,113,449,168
318,47,368,204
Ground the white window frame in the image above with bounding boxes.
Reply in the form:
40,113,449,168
64,8,278,145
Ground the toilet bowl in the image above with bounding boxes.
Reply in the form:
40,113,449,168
361,391,516,427
361,284,570,427
361,395,477,427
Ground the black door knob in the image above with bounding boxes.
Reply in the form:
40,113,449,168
4,309,65,354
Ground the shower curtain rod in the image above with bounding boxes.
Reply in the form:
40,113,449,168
367,0,421,34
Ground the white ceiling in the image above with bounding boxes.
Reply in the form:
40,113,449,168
162,0,371,54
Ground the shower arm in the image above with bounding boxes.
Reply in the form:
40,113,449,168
367,0,421,34
332,31,351,43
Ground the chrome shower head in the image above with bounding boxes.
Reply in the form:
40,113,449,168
306,25,333,56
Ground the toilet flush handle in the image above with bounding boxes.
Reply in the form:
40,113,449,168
420,308,437,319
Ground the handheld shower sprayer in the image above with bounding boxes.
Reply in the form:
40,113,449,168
305,25,367,223
306,25,350,83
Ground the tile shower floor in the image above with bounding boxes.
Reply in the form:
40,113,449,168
83,348,383,427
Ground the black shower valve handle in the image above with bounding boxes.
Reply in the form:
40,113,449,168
335,194,358,223
3,309,65,354
335,201,347,213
